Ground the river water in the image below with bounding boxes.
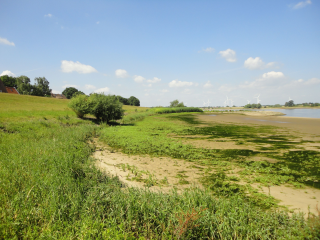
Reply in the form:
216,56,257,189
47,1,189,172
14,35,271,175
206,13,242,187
251,108,320,118
206,108,320,119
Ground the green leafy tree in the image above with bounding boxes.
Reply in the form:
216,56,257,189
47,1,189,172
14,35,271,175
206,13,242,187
244,103,261,109
128,96,140,106
0,75,17,88
32,77,51,96
285,100,294,107
88,94,124,122
170,99,186,107
62,87,82,99
68,94,90,118
16,75,32,95
115,95,129,105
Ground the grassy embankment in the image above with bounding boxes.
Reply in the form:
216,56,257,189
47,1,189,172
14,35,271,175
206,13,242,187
1,94,319,239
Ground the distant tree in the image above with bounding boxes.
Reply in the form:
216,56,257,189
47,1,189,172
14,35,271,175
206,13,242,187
244,103,261,109
170,99,186,107
0,75,17,88
62,87,81,99
128,96,140,106
116,95,129,105
285,100,294,107
32,77,51,96
16,75,32,95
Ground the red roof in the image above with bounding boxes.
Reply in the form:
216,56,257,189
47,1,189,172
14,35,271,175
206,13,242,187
5,87,19,94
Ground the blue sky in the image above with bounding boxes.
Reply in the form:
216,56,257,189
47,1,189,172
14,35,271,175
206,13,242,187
1,0,319,106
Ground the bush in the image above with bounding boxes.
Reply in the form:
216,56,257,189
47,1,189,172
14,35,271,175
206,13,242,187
88,94,124,122
68,94,90,118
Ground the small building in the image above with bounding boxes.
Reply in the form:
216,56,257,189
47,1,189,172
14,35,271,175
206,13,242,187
51,92,67,99
5,87,19,94
0,79,19,94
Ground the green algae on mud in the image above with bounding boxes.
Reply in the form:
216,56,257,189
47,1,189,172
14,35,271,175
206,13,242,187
100,113,320,193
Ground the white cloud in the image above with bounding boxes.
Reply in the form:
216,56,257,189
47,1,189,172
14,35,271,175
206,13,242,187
85,84,96,90
62,84,78,89
203,81,213,88
0,70,16,77
244,57,276,70
133,75,145,83
0,37,15,46
44,13,52,17
293,0,312,9
304,78,320,85
61,60,97,74
169,80,195,88
219,49,237,62
198,47,215,53
262,71,284,79
147,77,161,83
51,90,60,94
115,69,128,78
239,71,285,89
160,89,169,93
96,21,100,24
94,87,110,93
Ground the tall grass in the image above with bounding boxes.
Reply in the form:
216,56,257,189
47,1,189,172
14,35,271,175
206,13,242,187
153,107,203,114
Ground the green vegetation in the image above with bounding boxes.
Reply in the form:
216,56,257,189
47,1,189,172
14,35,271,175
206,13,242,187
285,100,295,107
0,75,51,96
68,93,124,122
170,99,186,107
244,103,262,108
1,94,320,238
153,107,203,114
62,87,85,99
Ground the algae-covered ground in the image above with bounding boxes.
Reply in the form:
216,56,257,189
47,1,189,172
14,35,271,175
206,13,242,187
99,113,320,214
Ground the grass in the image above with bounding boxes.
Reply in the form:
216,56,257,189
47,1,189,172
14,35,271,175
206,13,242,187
1,94,320,238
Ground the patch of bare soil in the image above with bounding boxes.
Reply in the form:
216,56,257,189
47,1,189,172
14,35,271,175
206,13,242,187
253,184,320,216
242,111,285,116
93,140,203,193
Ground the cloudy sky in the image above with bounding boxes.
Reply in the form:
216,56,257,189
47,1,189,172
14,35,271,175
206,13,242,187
1,0,319,106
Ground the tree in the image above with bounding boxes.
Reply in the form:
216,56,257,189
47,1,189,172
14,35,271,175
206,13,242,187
170,99,186,107
68,94,90,118
128,96,140,106
62,87,81,99
285,100,294,107
88,94,124,122
16,75,32,95
116,95,129,105
0,75,17,88
32,77,51,96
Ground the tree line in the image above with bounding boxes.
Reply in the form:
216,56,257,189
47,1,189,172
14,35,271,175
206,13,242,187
0,75,51,96
62,87,140,106
244,103,262,109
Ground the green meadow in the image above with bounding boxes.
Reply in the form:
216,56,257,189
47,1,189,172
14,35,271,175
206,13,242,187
1,94,320,239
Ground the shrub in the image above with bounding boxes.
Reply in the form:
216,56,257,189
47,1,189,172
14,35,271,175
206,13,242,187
68,94,90,118
88,94,124,122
